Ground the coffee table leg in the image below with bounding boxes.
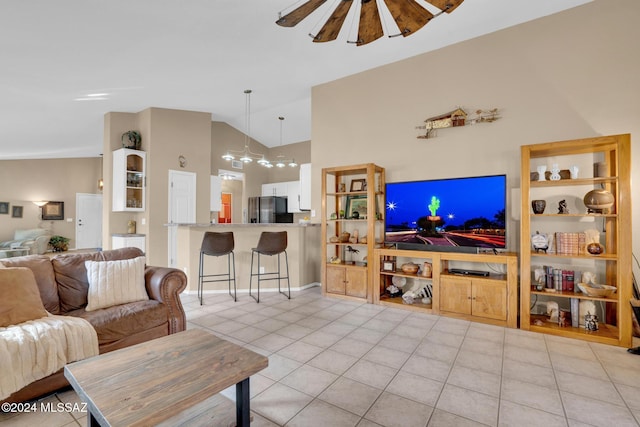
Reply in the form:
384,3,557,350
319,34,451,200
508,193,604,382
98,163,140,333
236,378,250,427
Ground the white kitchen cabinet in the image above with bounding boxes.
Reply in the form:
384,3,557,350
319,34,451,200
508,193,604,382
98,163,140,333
210,175,222,211
299,163,311,210
261,182,288,197
112,234,146,252
287,180,301,213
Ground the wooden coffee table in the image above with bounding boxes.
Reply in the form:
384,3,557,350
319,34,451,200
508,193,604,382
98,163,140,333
64,329,268,427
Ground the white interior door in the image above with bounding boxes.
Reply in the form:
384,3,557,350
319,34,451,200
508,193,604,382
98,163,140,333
168,170,196,267
76,193,102,249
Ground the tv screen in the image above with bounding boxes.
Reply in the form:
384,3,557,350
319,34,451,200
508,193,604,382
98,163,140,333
385,174,506,252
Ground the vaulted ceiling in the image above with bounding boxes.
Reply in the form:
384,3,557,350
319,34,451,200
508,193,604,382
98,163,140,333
0,0,591,159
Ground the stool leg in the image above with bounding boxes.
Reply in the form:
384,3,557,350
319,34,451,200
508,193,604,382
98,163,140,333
283,250,291,299
230,251,237,302
198,251,204,305
249,250,259,303
256,253,261,303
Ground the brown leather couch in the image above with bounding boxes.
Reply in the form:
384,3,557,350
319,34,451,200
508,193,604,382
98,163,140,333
0,247,187,403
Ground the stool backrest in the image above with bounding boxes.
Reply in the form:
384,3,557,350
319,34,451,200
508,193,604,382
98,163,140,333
255,231,287,255
201,231,234,256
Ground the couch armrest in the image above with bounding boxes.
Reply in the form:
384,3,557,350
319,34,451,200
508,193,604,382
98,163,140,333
145,266,188,334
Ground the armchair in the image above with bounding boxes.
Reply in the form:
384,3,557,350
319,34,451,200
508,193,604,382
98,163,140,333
0,229,50,256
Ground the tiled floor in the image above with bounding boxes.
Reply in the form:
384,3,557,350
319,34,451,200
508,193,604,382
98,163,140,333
3,286,640,426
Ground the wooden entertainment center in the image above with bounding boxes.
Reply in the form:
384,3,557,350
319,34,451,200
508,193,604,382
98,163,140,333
373,248,518,328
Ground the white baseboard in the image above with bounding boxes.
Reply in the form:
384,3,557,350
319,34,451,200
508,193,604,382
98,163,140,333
183,282,320,295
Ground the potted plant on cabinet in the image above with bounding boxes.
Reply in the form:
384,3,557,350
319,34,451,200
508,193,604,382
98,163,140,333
49,235,70,252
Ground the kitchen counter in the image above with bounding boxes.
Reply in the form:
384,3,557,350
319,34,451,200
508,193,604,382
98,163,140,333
170,223,321,296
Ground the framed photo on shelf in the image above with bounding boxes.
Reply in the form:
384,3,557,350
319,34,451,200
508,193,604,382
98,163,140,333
350,179,366,192
345,195,368,219
11,205,23,218
0,202,8,214
42,201,64,220
382,259,396,272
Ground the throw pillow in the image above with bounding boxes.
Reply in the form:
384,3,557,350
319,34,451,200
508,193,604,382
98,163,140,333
85,256,148,311
0,267,48,327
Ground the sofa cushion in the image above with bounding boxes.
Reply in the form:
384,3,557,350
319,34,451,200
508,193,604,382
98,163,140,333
85,256,148,311
66,300,168,346
0,267,48,327
52,248,144,312
0,255,60,314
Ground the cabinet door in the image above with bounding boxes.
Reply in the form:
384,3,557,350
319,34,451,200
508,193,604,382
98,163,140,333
287,181,301,213
299,163,311,210
440,276,471,314
261,183,276,196
472,281,507,321
326,265,346,295
345,268,367,298
113,149,145,212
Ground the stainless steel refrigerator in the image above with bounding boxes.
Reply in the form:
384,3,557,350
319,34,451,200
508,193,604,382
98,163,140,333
247,196,290,223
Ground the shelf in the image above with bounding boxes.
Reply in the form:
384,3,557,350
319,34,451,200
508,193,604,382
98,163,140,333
529,177,617,188
529,251,617,261
379,294,433,313
530,289,618,303
380,271,432,280
530,213,617,218
529,314,620,342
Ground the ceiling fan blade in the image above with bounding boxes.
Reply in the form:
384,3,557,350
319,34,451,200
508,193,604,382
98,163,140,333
425,0,464,14
276,0,327,27
357,0,384,46
383,0,434,37
312,1,354,43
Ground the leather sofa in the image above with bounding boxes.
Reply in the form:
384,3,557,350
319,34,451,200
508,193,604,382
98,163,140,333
0,247,187,403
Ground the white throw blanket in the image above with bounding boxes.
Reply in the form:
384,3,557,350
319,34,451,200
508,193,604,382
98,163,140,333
0,314,99,400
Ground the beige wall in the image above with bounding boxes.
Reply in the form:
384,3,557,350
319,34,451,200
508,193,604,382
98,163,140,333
311,0,639,254
0,158,102,247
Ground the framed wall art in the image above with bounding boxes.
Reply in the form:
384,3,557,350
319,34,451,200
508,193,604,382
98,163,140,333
42,201,64,220
345,195,368,219
11,205,23,218
0,202,8,214
350,179,366,192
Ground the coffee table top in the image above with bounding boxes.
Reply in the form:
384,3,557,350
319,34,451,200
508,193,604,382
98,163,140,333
64,329,268,427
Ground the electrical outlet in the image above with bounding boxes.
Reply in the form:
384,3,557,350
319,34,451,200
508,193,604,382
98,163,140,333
141,218,146,225
311,209,316,217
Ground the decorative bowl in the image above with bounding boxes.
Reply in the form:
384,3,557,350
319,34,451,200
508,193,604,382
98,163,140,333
338,232,351,243
401,262,420,274
577,283,617,298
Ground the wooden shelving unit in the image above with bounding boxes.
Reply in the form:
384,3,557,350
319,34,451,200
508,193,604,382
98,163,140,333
321,164,385,303
373,248,518,328
520,134,632,347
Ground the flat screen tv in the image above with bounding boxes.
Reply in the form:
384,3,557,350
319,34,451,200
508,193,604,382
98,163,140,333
385,174,506,253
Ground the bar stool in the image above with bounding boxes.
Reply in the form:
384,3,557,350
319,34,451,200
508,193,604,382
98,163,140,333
249,231,291,303
198,231,236,305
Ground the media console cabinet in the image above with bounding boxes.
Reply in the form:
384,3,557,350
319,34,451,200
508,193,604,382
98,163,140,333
373,248,518,328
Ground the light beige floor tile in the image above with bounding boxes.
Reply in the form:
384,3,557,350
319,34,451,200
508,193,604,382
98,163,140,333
318,377,383,417
207,319,247,335
276,340,324,363
424,330,465,349
343,359,398,390
461,336,504,358
436,384,499,426
498,399,568,427
273,311,306,324
504,329,546,350
414,341,459,364
215,306,251,319
386,371,444,407
501,377,564,416
188,313,226,328
291,304,324,316
378,333,420,353
251,383,313,426
561,390,638,426
364,345,411,370
616,383,640,411
347,327,388,344
402,354,452,383
455,350,502,376
259,353,302,381
227,325,271,343
361,318,400,333
546,340,597,361
502,358,557,389
447,365,501,397
286,399,360,427
427,409,487,426
300,330,343,348
314,309,348,321
255,318,291,333
251,333,296,353
466,323,505,344
339,313,371,327
389,323,429,340
357,419,384,427
280,364,339,396
604,364,640,388
555,370,624,406
307,349,359,375
331,337,375,358
504,345,551,368
221,373,275,401
431,318,469,336
365,391,433,427
373,309,410,323
550,353,609,381
296,316,332,330
321,321,358,337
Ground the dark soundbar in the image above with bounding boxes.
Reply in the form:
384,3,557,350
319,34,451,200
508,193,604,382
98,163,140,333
449,268,490,277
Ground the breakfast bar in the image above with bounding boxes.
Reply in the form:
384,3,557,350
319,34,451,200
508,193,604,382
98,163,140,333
171,223,321,296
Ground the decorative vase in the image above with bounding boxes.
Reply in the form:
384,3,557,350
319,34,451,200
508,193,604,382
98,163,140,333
421,262,432,278
586,242,604,255
583,189,614,213
536,165,547,181
550,163,561,181
401,262,420,274
531,200,546,214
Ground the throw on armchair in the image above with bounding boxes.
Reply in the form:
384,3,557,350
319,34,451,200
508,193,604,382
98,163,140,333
0,229,50,256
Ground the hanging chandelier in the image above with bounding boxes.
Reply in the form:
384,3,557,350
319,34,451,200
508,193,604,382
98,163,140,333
221,89,273,167
276,0,464,46
274,117,298,168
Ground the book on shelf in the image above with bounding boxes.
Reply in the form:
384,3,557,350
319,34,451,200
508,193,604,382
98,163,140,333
571,298,579,327
555,232,586,255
